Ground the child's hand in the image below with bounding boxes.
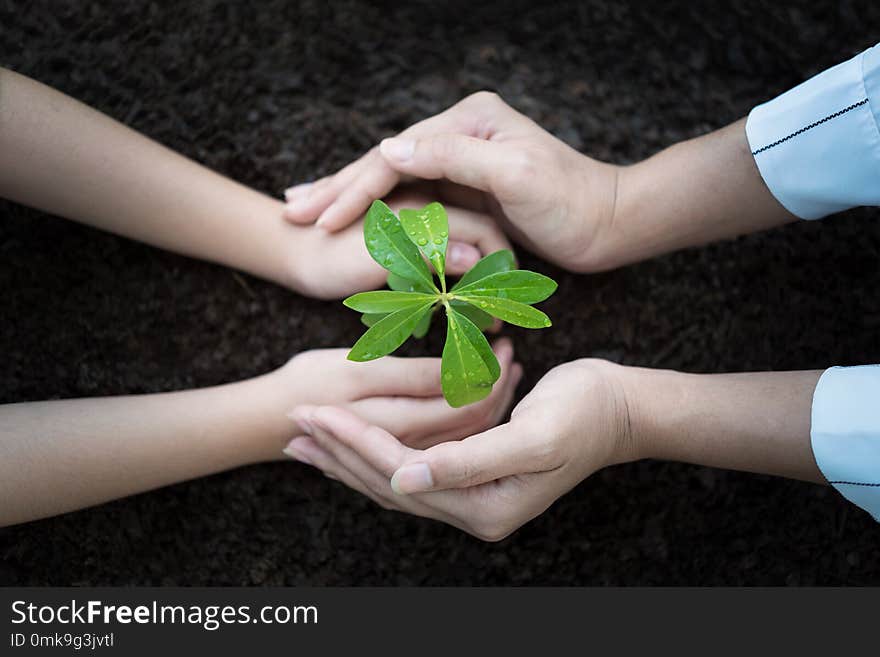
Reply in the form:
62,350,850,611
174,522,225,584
273,339,522,467
286,187,512,299
285,358,637,538
283,92,619,273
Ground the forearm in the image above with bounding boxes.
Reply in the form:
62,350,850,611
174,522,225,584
594,118,797,270
620,366,824,484
0,67,296,287
0,371,292,527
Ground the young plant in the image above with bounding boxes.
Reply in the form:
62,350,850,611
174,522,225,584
344,200,557,407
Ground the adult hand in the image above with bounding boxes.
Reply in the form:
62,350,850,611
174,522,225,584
275,339,522,464
283,92,620,272
287,186,512,299
287,358,636,540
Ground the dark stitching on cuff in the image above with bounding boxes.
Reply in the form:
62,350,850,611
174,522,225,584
751,98,869,155
828,480,880,487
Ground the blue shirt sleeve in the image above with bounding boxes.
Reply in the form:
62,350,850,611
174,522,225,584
747,46,880,521
746,43,880,220
811,367,880,521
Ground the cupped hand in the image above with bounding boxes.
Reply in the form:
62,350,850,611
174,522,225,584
283,92,620,272
276,339,522,466
286,358,640,540
287,186,511,299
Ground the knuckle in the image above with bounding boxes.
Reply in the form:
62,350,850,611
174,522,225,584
467,90,502,107
531,436,563,470
471,509,513,543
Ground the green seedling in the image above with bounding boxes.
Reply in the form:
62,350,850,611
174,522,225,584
344,200,557,407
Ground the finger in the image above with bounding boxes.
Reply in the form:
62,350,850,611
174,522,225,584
283,149,381,225
283,182,313,202
348,356,444,399
444,204,513,261
379,134,518,196
290,98,489,232
303,408,452,520
384,360,522,451
314,164,404,232
283,435,391,508
390,414,545,495
284,436,378,502
445,241,482,273
305,406,503,531
349,339,518,447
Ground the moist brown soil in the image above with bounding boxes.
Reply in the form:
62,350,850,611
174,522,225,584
2,0,879,585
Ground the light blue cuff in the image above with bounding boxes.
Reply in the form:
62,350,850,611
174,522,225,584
811,366,880,521
746,44,880,220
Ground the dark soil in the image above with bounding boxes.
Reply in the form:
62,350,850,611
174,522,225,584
2,0,879,585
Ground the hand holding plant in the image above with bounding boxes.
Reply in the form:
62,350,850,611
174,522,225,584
287,190,511,299
283,91,620,272
288,359,638,541
342,200,556,407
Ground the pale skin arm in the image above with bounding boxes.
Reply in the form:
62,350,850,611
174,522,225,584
0,69,511,298
624,366,823,484
602,118,797,270
0,374,292,527
0,67,294,289
0,342,522,527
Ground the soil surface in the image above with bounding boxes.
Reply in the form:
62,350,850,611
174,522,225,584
2,0,880,585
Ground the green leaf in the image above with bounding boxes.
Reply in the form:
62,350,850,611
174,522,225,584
344,291,437,314
387,272,434,294
451,300,494,331
399,202,449,281
348,302,434,361
361,313,387,328
456,295,552,329
453,270,557,304
450,307,501,382
364,200,436,292
441,308,497,407
451,249,516,291
412,306,434,338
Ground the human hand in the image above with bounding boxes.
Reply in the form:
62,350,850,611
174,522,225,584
286,186,512,299
283,92,620,272
287,358,639,540
271,338,522,466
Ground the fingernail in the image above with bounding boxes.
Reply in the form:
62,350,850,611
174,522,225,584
315,212,330,229
448,242,464,264
284,183,312,201
282,443,313,465
390,463,433,495
380,138,415,162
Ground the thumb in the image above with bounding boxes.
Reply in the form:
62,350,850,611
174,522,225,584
379,134,514,195
390,421,532,494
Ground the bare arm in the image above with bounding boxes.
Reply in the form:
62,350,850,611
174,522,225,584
0,69,511,298
624,366,824,483
0,342,521,527
0,67,295,288
601,118,797,270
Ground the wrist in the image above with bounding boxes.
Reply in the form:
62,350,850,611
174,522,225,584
220,368,300,463
571,159,625,273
